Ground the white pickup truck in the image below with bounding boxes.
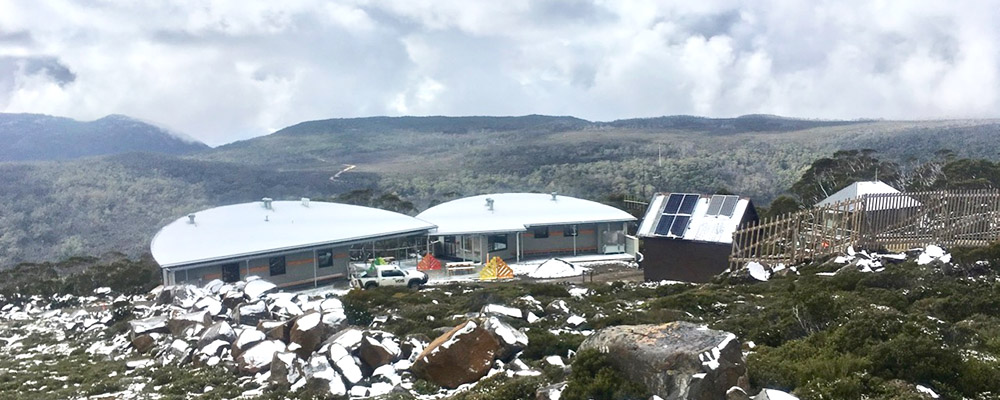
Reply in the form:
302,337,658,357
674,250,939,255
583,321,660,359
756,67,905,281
351,265,429,290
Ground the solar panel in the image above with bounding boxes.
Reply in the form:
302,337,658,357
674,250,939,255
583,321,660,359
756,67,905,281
706,195,725,216
670,215,690,236
655,215,675,235
678,194,699,214
721,195,739,217
663,194,684,214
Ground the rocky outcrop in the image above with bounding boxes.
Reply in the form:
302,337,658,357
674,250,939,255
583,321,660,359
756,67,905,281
579,321,748,400
412,320,501,389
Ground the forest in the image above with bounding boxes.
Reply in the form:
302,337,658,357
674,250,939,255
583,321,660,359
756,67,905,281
2,115,1000,268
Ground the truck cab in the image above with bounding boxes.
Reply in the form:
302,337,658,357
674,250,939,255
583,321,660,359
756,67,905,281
351,264,429,290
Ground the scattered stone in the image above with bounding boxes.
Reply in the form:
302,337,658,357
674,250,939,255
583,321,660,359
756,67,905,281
412,320,501,389
237,340,286,375
579,322,747,400
289,312,326,358
197,321,236,349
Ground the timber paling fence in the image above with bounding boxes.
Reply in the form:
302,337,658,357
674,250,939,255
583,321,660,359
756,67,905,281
729,190,1000,269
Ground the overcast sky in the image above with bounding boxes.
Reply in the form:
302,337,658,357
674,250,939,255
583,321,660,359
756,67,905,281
1,1,997,146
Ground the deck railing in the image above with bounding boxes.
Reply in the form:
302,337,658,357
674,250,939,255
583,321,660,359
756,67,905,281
729,190,1000,269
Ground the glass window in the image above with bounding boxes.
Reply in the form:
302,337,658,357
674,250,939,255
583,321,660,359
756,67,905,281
489,234,508,251
381,269,405,277
563,225,578,237
317,249,333,268
532,226,549,238
269,256,286,276
221,263,240,283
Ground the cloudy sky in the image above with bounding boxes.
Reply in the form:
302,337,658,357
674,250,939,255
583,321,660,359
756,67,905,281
1,1,997,145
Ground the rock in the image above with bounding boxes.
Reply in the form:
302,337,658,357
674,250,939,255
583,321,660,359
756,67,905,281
400,334,429,360
237,340,286,375
578,322,747,400
412,320,501,389
204,279,225,294
483,316,528,361
168,285,203,309
754,389,799,400
232,328,266,359
481,304,524,320
327,343,364,385
244,280,277,300
269,295,304,320
324,327,364,351
129,316,169,336
197,321,236,349
727,386,751,400
289,312,326,358
304,355,346,396
199,339,230,358
258,320,292,342
546,299,570,315
221,289,245,310
161,339,192,365
358,335,397,372
130,333,157,353
167,310,212,336
270,351,302,387
234,301,269,326
194,296,225,317
536,382,567,400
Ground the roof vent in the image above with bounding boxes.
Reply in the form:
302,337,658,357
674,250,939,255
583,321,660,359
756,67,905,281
551,192,558,201
301,197,310,207
262,197,273,209
485,198,494,211
187,214,196,224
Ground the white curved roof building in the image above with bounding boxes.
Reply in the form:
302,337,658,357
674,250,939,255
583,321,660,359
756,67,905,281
151,199,435,287
416,193,636,263
417,193,636,235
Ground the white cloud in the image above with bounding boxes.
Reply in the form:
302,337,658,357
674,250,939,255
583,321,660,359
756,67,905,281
0,1,998,145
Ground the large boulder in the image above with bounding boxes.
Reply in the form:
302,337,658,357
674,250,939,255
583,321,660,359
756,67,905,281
232,329,266,359
237,340,286,375
167,310,212,337
234,301,269,326
197,321,236,349
483,316,528,361
289,312,326,358
411,320,501,389
358,335,398,372
258,320,292,342
578,322,748,400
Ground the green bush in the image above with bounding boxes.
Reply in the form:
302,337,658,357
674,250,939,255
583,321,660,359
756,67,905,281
561,349,649,400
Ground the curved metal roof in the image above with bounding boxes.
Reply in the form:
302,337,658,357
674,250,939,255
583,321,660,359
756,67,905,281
151,200,436,268
416,193,635,235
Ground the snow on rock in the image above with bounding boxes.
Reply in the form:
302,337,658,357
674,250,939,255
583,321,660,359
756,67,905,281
917,245,951,265
482,304,524,319
527,312,540,324
238,340,285,374
754,388,799,400
244,280,277,300
528,258,588,279
915,385,940,399
305,355,346,396
544,355,566,367
328,343,364,384
194,296,224,316
199,339,230,357
747,262,770,281
566,315,586,327
568,287,590,298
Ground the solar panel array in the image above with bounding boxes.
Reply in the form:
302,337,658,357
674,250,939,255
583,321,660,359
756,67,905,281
653,193,742,238
654,193,700,237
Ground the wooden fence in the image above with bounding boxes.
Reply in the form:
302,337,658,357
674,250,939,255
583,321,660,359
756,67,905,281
729,190,1000,269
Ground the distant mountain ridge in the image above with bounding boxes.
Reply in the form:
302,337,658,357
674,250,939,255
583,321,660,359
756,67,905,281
0,113,209,162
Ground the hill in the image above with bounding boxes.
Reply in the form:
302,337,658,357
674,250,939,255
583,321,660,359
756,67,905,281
0,113,209,162
3,115,1000,267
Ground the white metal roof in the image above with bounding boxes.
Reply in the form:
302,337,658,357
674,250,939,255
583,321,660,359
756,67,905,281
637,193,754,244
151,200,436,268
416,193,636,235
815,181,920,211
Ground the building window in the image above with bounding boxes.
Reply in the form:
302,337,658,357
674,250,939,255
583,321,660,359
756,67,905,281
489,234,508,251
269,256,286,276
564,225,578,237
317,249,333,268
532,226,549,238
221,263,240,283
